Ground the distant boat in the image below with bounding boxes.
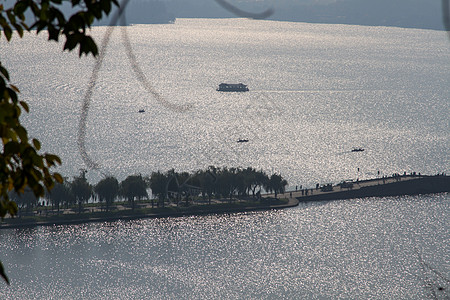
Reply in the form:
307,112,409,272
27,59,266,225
138,109,145,113
237,139,249,143
352,148,364,152
217,83,249,92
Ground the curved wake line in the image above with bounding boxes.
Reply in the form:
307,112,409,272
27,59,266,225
214,0,274,20
77,0,191,173
78,0,274,174
119,16,192,113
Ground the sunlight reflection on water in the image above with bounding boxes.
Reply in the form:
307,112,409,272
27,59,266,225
1,18,449,299
3,19,448,186
1,194,448,299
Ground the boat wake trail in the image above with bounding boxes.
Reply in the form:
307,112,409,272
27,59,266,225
78,0,275,174
214,0,274,20
77,0,191,173
416,248,450,299
119,15,192,113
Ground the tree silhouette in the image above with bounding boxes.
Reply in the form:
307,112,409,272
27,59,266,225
265,174,288,199
46,181,74,212
71,172,92,214
9,187,39,214
149,171,169,206
194,169,216,205
120,175,148,210
94,176,119,212
0,0,118,283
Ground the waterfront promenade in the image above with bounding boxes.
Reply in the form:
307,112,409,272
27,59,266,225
2,174,448,229
0,194,299,229
284,174,449,202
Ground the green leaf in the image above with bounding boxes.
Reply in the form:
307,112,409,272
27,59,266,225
7,201,18,217
0,65,9,80
4,141,20,154
2,25,12,41
35,21,47,33
31,153,44,169
64,32,82,51
7,87,18,103
100,0,111,14
10,84,20,93
80,35,98,56
6,10,16,26
30,2,40,16
15,126,28,142
53,9,66,25
20,21,30,31
48,24,59,41
32,138,41,150
14,1,29,16
53,172,63,183
20,101,29,113
40,2,49,22
0,77,6,89
0,261,10,285
91,6,102,19
12,23,24,38
67,13,84,28
45,153,62,165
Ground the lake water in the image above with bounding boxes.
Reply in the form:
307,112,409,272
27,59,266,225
0,18,449,298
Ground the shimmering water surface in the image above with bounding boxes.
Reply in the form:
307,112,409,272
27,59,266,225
3,19,449,185
1,195,449,299
1,19,449,298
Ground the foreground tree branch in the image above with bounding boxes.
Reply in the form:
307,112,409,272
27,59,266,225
0,0,119,284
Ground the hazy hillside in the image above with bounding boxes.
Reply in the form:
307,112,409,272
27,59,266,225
2,0,445,30
269,0,444,30
164,0,445,30
94,0,175,25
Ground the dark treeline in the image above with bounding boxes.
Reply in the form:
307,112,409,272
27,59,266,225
9,167,288,215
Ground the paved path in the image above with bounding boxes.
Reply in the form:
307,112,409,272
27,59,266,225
267,175,426,200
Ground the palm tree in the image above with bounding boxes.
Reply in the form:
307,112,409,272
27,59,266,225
149,171,169,207
9,187,39,215
46,181,73,212
120,175,148,210
94,176,119,212
265,174,288,199
195,169,216,204
254,170,269,198
71,171,92,214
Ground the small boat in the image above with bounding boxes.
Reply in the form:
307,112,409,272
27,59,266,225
217,83,249,92
352,148,364,152
138,109,145,113
237,139,249,143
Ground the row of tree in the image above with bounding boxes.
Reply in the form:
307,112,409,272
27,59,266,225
150,166,288,205
10,166,289,214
